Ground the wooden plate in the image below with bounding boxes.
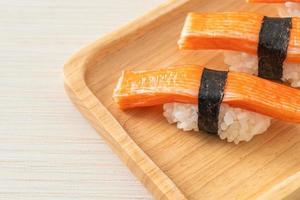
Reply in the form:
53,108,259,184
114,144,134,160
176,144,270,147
64,0,300,199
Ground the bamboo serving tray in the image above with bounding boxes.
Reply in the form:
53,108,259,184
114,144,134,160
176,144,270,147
64,0,300,199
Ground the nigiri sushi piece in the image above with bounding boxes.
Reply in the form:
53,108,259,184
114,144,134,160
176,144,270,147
247,0,300,17
113,65,300,144
178,12,300,87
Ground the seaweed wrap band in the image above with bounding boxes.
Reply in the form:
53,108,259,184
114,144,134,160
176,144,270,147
258,16,292,80
198,68,228,134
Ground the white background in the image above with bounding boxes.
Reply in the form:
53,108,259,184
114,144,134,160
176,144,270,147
0,1,165,199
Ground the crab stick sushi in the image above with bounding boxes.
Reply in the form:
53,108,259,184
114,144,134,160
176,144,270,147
113,65,300,144
247,0,300,17
178,12,300,87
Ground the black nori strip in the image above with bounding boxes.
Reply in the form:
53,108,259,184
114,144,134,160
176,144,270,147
258,16,292,80
198,68,228,134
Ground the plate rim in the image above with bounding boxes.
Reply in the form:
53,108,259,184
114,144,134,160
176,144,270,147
63,0,191,199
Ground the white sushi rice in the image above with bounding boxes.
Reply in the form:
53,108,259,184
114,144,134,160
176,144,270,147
278,2,300,17
163,103,272,144
224,51,300,87
163,103,199,132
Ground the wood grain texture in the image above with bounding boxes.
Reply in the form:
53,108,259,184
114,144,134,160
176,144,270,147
64,0,300,199
0,0,167,199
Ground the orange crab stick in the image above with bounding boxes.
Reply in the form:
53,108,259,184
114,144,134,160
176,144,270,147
178,12,300,62
247,0,300,3
113,65,300,123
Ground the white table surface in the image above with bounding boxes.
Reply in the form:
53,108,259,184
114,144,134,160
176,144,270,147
0,1,165,199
